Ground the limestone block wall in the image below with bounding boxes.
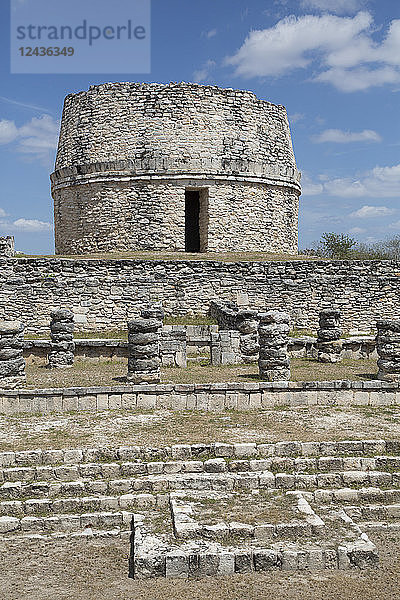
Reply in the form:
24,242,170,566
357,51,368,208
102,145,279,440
53,179,298,255
51,82,301,255
0,257,399,334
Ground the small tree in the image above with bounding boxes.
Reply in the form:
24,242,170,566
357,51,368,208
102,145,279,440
318,232,357,259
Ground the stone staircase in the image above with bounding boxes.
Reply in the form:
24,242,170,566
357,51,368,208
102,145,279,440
1,439,400,577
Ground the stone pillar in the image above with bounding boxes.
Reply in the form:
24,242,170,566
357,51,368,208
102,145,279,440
376,320,400,382
48,309,75,368
141,303,164,321
258,311,290,381
236,309,259,363
0,321,25,388
127,310,163,383
316,309,342,363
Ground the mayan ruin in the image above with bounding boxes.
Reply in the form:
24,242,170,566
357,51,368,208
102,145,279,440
2,2,400,597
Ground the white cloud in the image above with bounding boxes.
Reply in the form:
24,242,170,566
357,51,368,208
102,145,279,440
349,205,395,218
0,114,59,166
204,29,217,39
0,209,7,218
193,59,216,83
225,12,400,92
348,226,366,234
12,218,52,232
289,112,305,124
301,173,324,195
303,162,400,198
312,128,381,143
301,0,366,14
0,120,19,144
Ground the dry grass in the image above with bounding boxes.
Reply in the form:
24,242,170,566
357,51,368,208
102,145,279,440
192,491,295,526
1,403,400,453
0,532,399,600
23,358,378,389
18,251,318,262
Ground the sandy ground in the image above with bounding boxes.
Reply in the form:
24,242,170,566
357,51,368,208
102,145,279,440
0,532,399,600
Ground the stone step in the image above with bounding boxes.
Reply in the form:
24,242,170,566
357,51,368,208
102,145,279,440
0,439,393,468
2,471,400,505
0,493,164,517
2,455,400,485
0,510,133,535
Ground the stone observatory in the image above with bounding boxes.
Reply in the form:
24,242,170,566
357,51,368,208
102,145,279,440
51,82,301,255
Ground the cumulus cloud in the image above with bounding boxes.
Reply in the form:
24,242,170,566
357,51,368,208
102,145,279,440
12,218,52,232
0,114,59,166
300,0,366,14
0,120,19,144
312,128,382,143
225,12,400,91
349,205,395,218
303,162,400,198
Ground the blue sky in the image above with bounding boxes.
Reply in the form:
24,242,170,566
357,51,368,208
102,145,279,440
0,0,399,254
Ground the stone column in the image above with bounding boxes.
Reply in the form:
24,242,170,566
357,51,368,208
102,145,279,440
258,311,290,381
376,320,400,382
127,313,162,384
236,309,259,363
316,309,342,363
48,309,75,368
0,321,25,388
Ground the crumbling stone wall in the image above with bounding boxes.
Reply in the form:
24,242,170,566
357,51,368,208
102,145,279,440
52,82,300,254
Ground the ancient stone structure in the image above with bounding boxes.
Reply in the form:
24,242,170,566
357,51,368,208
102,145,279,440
0,321,25,388
316,309,342,363
376,320,400,382
0,236,15,257
210,302,259,363
258,311,290,381
1,258,400,334
127,315,162,384
51,82,301,255
48,309,75,368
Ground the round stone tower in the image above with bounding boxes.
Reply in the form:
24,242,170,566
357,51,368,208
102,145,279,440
51,82,301,255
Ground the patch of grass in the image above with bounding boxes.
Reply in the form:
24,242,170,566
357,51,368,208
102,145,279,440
18,251,319,262
23,357,378,389
164,314,217,326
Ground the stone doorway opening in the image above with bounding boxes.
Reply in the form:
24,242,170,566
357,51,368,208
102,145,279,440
185,188,208,252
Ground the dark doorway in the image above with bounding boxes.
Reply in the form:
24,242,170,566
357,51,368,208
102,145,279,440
185,190,200,252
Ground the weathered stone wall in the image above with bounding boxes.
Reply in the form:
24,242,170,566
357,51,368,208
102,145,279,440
51,82,300,254
0,257,399,334
0,380,398,415
0,237,15,258
53,179,298,255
